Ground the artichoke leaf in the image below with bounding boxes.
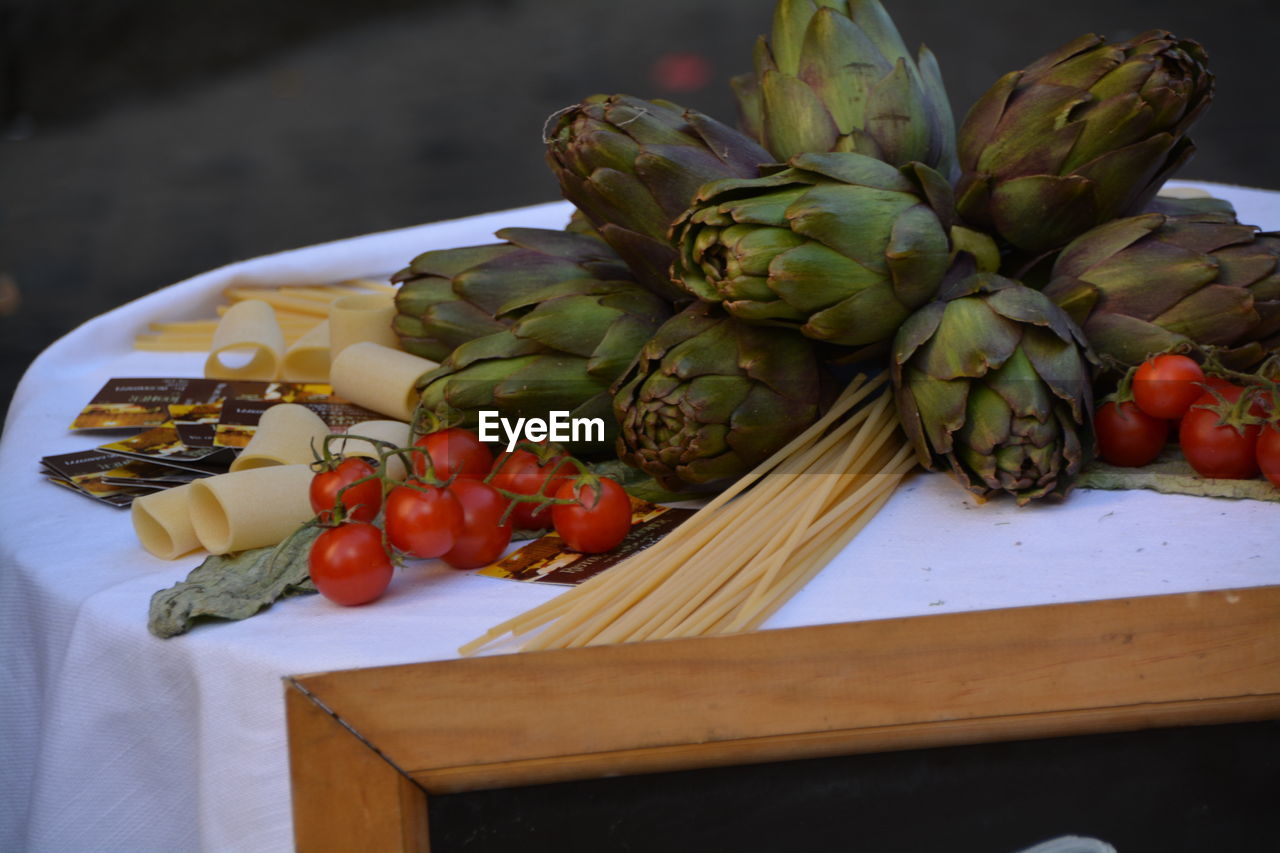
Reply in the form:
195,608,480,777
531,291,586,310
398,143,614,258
789,150,916,192
990,174,1098,254
768,241,883,313
1050,212,1165,277
917,297,1020,379
798,8,888,133
761,69,841,161
866,59,931,167
1152,283,1259,345
902,365,969,454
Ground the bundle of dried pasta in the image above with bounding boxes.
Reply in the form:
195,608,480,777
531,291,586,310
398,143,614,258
461,373,917,655
132,279,395,352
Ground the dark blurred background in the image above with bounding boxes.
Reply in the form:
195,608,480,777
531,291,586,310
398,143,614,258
2,0,1278,426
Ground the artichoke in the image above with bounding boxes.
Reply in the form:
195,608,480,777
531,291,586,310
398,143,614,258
612,301,826,490
892,273,1095,504
392,226,633,362
544,94,773,300
732,0,957,177
1043,211,1280,367
417,278,671,454
671,151,995,348
955,30,1213,257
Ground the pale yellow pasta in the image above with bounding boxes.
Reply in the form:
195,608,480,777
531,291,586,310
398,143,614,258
188,464,315,555
281,320,331,383
204,299,285,381
330,342,436,422
328,292,400,364
461,377,918,656
333,419,413,481
131,484,201,560
229,404,330,472
223,288,331,317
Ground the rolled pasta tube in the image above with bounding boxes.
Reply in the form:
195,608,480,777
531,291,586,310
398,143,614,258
189,464,315,555
281,320,331,383
334,419,413,481
132,484,202,560
205,299,285,380
229,403,330,472
330,342,436,422
328,292,400,363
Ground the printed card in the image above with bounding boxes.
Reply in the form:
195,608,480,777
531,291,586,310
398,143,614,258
479,500,697,586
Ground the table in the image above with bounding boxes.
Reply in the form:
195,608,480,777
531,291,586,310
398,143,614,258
3,184,1279,852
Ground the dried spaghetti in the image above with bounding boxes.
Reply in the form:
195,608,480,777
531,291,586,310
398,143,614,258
461,373,916,655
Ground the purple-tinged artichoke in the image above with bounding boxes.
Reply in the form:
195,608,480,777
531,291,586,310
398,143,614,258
732,0,957,177
612,301,825,490
1043,211,1280,367
955,30,1213,257
544,94,773,301
671,151,997,348
892,273,1095,504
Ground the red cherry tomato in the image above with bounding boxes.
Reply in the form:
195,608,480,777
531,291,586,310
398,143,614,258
309,522,394,606
412,427,493,483
309,457,382,523
1258,424,1280,489
551,477,632,554
384,483,464,559
1094,401,1170,467
1132,354,1206,420
489,447,581,529
1179,394,1261,480
441,479,513,569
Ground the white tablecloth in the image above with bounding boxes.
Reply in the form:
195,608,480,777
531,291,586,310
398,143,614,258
3,186,1279,852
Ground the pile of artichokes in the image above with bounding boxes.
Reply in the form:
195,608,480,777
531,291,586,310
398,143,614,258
394,0,1276,503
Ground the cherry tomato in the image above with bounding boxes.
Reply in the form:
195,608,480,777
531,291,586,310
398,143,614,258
1094,401,1170,467
384,483,464,559
441,479,513,569
412,427,493,483
552,477,632,554
309,522,394,605
309,457,382,523
1179,394,1260,480
1258,425,1280,489
489,447,581,529
1132,354,1206,420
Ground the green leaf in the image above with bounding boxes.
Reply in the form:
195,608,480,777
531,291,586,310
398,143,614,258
148,524,321,638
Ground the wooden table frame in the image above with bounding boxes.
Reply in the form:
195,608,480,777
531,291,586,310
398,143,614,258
286,583,1280,851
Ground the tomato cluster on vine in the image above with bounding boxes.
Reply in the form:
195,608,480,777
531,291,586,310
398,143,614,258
304,424,633,607
1094,352,1280,486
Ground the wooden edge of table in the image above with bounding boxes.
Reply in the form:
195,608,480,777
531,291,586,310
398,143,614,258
286,584,1280,852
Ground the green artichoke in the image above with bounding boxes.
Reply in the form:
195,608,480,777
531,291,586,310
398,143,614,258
392,226,633,362
544,94,773,300
892,273,1095,504
955,30,1213,257
671,151,996,348
1043,211,1280,367
612,301,826,490
417,277,671,454
732,0,957,177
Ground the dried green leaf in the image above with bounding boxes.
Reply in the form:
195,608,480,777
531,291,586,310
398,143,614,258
148,524,321,638
1078,448,1280,502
